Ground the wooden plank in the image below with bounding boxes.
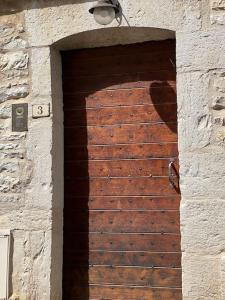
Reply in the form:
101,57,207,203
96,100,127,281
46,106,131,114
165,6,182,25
64,196,180,210
62,47,175,67
63,87,177,109
64,143,178,160
64,103,177,126
62,54,175,77
64,211,180,233
64,251,181,268
64,159,178,178
89,286,182,300
64,286,182,300
63,71,176,93
64,233,181,252
89,286,181,300
62,40,175,60
64,177,178,196
64,123,178,146
63,266,182,288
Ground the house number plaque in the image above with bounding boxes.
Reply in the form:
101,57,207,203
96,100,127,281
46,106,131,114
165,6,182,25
12,103,28,132
32,104,50,118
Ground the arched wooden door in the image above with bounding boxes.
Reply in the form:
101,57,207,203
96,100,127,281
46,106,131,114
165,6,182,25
62,40,181,300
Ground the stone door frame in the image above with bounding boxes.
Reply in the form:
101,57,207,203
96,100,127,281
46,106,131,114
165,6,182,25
25,2,225,299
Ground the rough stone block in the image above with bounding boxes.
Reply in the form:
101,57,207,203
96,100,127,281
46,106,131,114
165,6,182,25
0,142,20,151
0,142,24,159
0,161,19,173
0,15,27,51
10,210,52,231
2,37,27,50
181,176,225,198
212,72,225,94
0,52,28,71
30,47,51,97
177,71,212,152
221,254,225,299
211,0,225,24
0,175,21,193
212,96,225,110
0,194,20,204
0,23,14,38
177,30,225,71
0,84,28,103
181,200,225,254
211,0,225,10
8,229,51,299
0,133,26,142
0,103,11,118
182,253,221,300
180,150,225,178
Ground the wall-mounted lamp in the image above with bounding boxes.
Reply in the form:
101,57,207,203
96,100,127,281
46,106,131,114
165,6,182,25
89,0,120,25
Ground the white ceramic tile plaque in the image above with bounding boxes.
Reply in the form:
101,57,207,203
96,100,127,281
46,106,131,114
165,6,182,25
32,104,50,118
0,230,10,300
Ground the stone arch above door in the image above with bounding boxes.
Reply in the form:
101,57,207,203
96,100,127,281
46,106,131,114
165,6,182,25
53,27,175,50
24,0,202,47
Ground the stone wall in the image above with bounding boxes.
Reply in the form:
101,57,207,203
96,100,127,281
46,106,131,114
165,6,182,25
0,0,225,299
0,12,52,300
0,13,29,299
211,0,225,24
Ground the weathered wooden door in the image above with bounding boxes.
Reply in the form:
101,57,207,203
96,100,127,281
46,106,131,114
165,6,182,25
62,40,181,300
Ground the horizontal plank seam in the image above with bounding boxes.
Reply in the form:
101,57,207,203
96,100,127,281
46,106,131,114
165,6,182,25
63,85,176,93
66,210,180,212
65,121,177,128
72,283,182,289
64,250,181,253
63,85,176,94
76,284,182,290
64,103,177,111
65,142,178,146
64,264,181,269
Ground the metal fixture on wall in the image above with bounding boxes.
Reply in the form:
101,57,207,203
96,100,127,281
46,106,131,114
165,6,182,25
89,0,120,25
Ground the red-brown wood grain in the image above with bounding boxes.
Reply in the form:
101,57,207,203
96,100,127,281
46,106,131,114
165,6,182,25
65,177,178,196
63,72,176,94
64,196,180,210
65,143,178,160
64,103,177,126
64,251,181,268
67,286,182,300
64,210,180,233
64,266,182,287
65,123,177,145
62,50,175,75
62,40,181,300
65,159,178,178
64,233,181,252
64,87,177,109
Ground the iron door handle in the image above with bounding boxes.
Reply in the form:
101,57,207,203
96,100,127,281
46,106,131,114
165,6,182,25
168,160,179,189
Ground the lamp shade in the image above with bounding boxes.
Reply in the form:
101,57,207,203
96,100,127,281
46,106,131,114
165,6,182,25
89,0,119,25
94,6,115,25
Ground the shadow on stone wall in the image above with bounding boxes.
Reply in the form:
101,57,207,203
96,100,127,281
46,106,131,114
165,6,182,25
0,0,96,15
